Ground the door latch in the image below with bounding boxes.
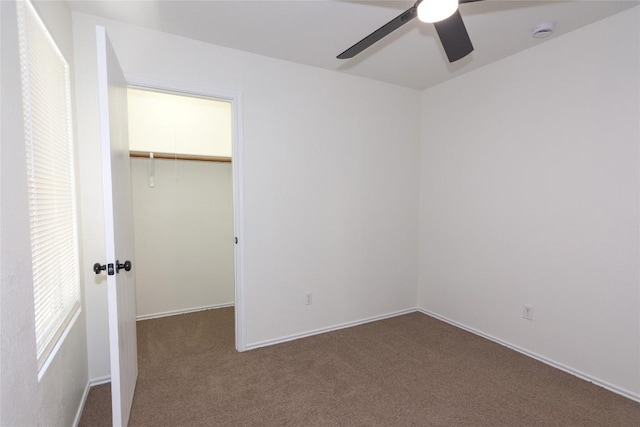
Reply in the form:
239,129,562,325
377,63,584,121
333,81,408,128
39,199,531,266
93,263,115,276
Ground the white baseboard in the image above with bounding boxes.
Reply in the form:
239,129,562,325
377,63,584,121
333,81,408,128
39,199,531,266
73,375,111,427
73,381,91,427
89,375,111,387
417,307,640,403
245,307,418,351
136,302,234,321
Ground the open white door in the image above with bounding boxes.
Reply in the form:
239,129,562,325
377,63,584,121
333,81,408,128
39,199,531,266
96,26,138,427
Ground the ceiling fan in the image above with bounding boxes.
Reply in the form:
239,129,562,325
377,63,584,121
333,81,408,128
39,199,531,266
337,0,483,63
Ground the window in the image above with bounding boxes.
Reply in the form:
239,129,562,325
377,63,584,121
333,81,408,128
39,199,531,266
17,0,81,373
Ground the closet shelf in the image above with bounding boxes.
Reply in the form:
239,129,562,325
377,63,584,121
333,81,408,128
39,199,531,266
129,151,232,163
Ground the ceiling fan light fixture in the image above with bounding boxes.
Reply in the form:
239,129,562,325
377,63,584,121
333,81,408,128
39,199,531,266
531,22,555,38
417,0,459,23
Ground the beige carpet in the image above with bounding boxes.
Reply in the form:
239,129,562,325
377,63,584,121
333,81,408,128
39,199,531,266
79,308,639,426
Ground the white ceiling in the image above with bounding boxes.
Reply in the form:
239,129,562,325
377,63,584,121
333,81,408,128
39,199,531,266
66,0,639,90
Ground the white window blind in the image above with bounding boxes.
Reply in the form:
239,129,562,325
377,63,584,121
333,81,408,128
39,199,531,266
17,0,81,371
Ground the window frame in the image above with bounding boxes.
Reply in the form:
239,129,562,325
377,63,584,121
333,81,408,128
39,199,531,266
17,0,82,378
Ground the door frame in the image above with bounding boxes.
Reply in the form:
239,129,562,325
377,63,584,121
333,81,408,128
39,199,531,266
125,76,246,352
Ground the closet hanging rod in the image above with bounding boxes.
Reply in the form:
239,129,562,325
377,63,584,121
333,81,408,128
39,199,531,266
129,151,231,163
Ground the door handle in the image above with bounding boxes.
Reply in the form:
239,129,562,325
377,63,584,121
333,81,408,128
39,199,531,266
116,260,132,273
94,261,130,275
93,263,106,274
93,263,115,275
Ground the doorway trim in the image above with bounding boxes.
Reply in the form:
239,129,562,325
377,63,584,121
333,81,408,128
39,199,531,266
125,76,246,352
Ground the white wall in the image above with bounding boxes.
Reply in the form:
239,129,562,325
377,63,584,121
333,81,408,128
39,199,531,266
419,7,639,399
131,158,235,318
0,1,89,425
73,12,420,379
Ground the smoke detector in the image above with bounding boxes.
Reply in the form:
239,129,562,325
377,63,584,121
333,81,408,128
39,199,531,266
531,22,555,39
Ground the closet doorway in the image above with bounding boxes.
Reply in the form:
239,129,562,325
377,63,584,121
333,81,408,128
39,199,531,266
126,86,242,347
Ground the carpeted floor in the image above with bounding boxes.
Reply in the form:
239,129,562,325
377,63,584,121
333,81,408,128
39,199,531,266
79,308,640,426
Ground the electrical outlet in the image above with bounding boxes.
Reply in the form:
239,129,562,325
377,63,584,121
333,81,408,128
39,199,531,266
305,292,313,306
523,304,534,321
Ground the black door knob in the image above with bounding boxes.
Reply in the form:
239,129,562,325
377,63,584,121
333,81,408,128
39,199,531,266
116,260,132,273
94,263,115,275
93,263,106,275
